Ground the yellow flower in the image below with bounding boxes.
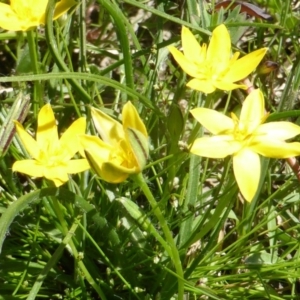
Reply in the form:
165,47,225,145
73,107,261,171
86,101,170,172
13,104,90,187
80,102,149,183
168,24,267,94
190,89,300,202
0,0,76,31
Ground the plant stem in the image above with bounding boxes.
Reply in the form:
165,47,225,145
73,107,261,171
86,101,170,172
26,217,81,300
51,197,106,299
98,0,134,90
26,30,43,111
132,173,184,299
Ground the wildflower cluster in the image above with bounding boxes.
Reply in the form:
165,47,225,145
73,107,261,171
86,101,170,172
10,21,300,202
1,0,300,298
13,102,148,187
169,24,300,202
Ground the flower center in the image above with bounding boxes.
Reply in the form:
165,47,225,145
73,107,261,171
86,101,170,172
196,59,230,81
234,123,249,142
231,113,252,145
110,140,137,170
37,141,69,168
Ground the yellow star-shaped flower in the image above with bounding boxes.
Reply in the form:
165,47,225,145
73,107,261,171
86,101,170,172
80,102,149,183
13,104,90,187
0,0,76,31
190,89,300,202
168,24,268,94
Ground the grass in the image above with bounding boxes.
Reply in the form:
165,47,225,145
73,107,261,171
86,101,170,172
1,0,300,299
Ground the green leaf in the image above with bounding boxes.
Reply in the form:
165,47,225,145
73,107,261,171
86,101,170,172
117,196,168,250
0,188,113,253
0,188,53,254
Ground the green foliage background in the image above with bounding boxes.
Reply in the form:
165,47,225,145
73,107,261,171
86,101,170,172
0,0,300,299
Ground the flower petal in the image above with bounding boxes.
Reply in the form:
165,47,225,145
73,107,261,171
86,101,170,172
79,135,112,162
83,147,134,183
11,0,47,25
53,0,77,20
60,117,86,158
14,121,40,159
214,80,247,91
233,149,261,202
229,51,240,63
91,107,125,145
51,178,67,187
122,102,148,137
190,108,235,134
190,136,241,158
0,0,76,31
255,122,300,141
186,78,216,94
85,150,128,183
12,160,44,177
81,134,139,182
36,104,59,151
181,26,203,63
0,3,27,31
240,89,265,134
168,46,200,78
99,162,130,183
250,139,300,158
224,48,268,82
207,24,231,64
43,166,69,187
126,127,149,171
66,159,90,174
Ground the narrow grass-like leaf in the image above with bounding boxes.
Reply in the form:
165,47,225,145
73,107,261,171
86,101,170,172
0,188,53,254
0,92,30,156
118,196,170,254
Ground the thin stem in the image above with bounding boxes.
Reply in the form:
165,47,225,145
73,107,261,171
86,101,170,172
45,0,91,103
132,173,184,299
26,217,81,300
179,153,201,247
98,0,134,89
26,30,43,111
51,197,106,299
